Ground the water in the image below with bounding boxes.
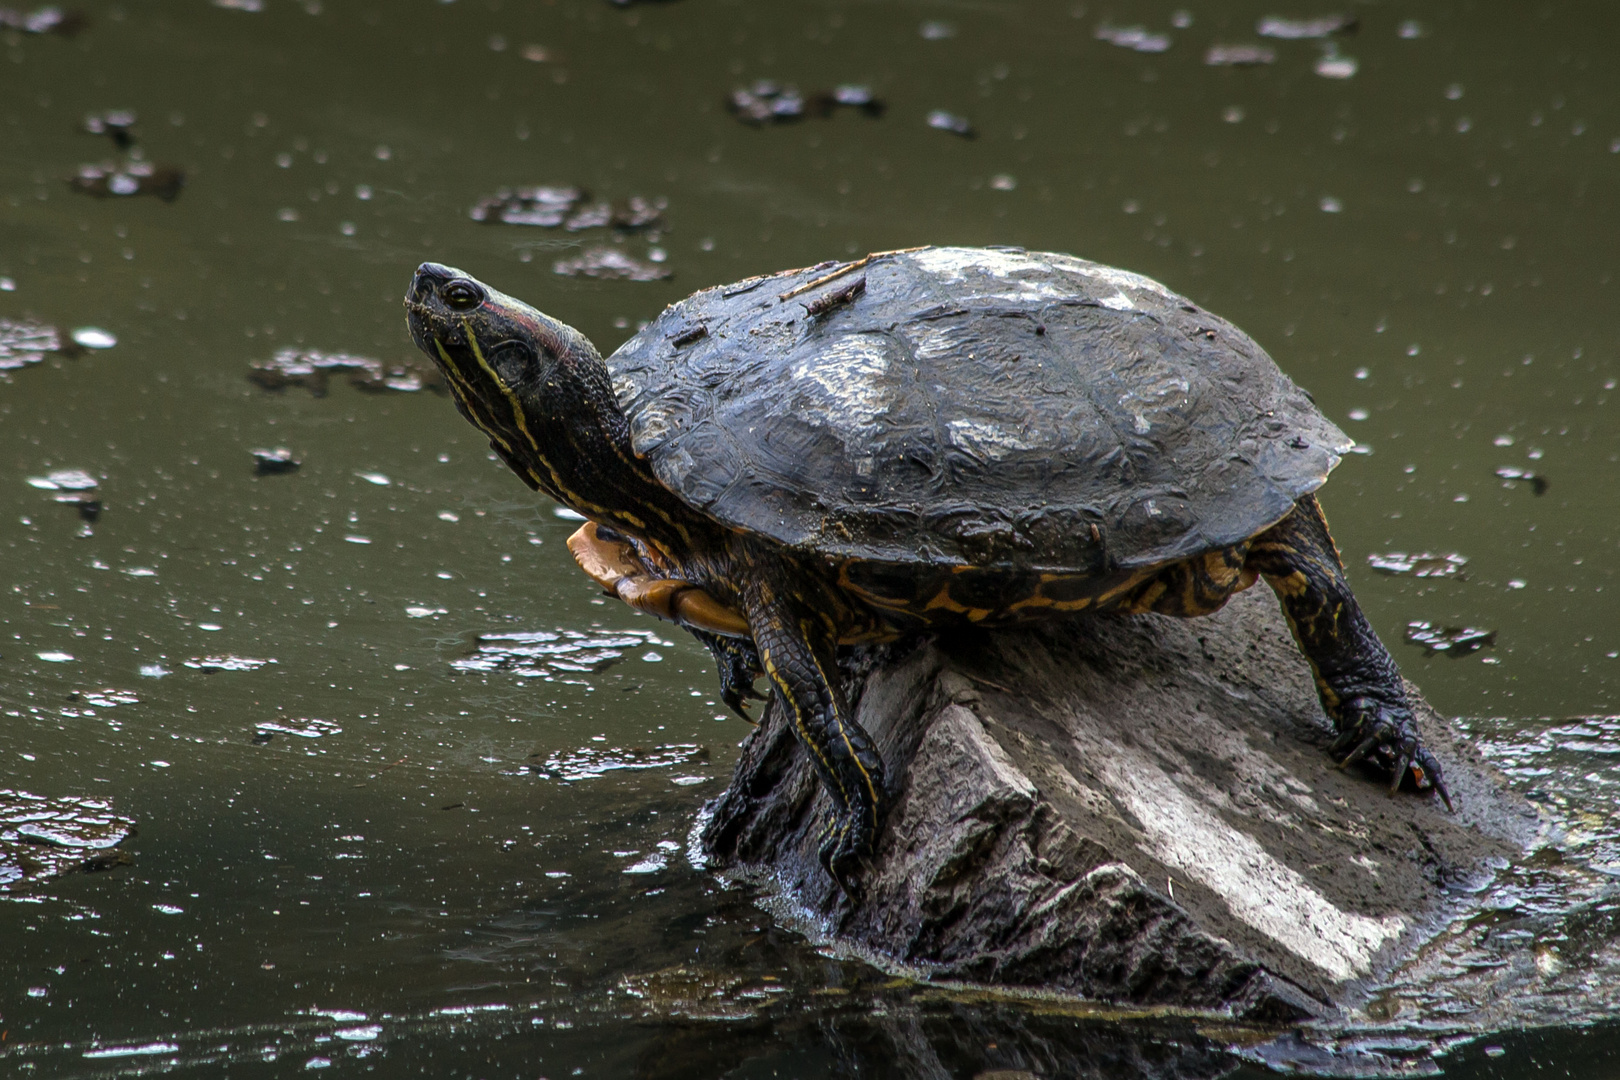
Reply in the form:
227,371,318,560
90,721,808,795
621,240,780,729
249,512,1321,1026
2,0,1617,1075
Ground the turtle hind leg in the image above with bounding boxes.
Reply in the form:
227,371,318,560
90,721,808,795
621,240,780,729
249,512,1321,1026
1247,495,1450,808
745,579,885,899
690,629,767,724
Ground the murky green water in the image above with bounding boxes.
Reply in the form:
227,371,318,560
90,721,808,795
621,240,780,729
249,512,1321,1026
2,0,1617,1075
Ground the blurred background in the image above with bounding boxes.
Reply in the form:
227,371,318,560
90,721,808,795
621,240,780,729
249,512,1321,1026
1,0,1616,1076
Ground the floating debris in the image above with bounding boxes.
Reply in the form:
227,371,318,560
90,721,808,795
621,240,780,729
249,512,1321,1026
251,447,300,475
253,717,341,741
248,348,444,396
1094,24,1171,52
455,626,666,679
527,742,705,781
468,186,666,231
552,247,671,282
70,160,185,201
0,5,87,35
1315,52,1358,78
82,109,136,149
71,326,116,349
1405,621,1497,657
81,688,139,708
2,789,134,893
926,110,976,138
26,468,97,491
0,318,62,370
814,84,885,118
183,655,276,672
1496,466,1550,496
1256,14,1358,39
1205,43,1277,66
1368,552,1468,579
729,81,805,125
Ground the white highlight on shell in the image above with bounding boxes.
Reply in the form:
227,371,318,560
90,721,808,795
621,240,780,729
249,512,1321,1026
1098,292,1136,311
1106,760,1405,980
946,418,1038,461
1049,254,1179,301
790,336,893,438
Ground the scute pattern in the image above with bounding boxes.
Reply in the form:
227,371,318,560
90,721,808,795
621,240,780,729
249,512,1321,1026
610,247,1350,572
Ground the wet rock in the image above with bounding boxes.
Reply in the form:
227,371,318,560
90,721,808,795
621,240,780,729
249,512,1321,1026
70,159,185,201
248,347,445,396
0,5,88,35
1256,15,1358,40
469,186,666,231
552,246,672,282
2,789,135,893
1404,621,1497,657
1367,552,1468,579
251,447,301,475
700,587,1538,1017
0,317,62,370
1205,43,1277,66
1094,24,1172,53
926,110,976,138
454,626,667,679
1495,466,1549,495
83,108,136,149
729,81,805,125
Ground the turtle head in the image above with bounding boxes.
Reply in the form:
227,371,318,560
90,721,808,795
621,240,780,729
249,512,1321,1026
405,262,605,490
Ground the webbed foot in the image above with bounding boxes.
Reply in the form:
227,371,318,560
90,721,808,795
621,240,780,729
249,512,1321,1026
1332,696,1452,811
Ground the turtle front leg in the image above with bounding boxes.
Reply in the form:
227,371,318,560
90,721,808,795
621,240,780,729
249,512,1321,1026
689,629,767,724
1247,495,1451,809
745,580,885,898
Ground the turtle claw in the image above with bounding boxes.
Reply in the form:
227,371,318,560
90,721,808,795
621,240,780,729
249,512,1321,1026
1332,696,1453,809
817,812,870,903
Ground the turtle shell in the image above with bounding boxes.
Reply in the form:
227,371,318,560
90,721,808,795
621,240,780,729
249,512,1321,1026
610,247,1351,573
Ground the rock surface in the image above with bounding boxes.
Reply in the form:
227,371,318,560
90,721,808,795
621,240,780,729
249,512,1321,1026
698,587,1542,1020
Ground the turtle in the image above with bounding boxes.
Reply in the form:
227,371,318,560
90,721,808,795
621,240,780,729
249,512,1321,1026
403,245,1449,896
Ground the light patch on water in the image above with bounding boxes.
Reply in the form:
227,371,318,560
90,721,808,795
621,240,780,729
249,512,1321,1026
153,903,183,914
355,472,390,485
335,1025,382,1041
37,651,74,663
139,664,170,678
83,1042,179,1059
623,854,667,874
405,606,447,618
532,743,706,782
184,656,275,671
255,718,342,739
26,469,98,491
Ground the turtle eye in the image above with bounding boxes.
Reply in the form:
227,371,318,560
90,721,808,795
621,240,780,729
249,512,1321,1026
442,280,484,311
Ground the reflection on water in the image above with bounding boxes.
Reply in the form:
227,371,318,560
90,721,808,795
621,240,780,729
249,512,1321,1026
1,0,1617,1075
